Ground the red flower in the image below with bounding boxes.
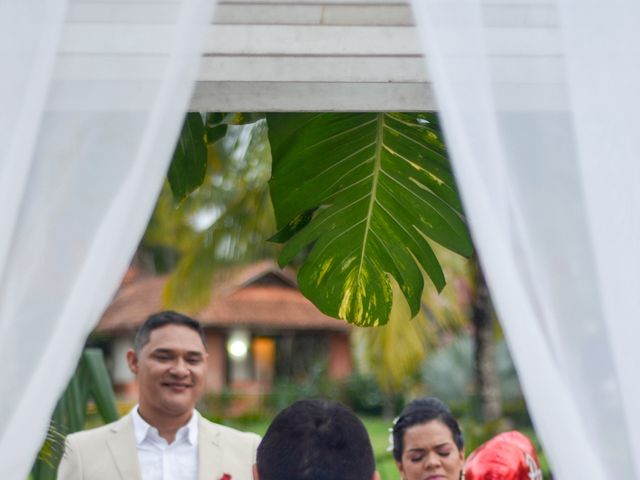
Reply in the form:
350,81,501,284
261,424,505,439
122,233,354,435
219,474,232,480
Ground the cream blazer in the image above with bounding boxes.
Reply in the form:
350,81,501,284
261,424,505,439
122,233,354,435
57,414,260,480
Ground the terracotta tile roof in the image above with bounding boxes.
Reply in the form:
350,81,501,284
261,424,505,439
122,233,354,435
97,261,349,333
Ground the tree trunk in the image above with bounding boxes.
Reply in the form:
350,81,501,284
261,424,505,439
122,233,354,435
382,393,395,420
471,256,502,422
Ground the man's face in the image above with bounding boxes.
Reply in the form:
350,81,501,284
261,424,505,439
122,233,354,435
127,324,208,420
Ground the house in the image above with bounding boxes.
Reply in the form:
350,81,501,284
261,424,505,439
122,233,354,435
95,261,352,399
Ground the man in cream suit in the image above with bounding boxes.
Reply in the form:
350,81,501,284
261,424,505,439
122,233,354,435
58,311,260,480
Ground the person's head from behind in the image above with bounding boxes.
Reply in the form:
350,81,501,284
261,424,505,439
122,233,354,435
392,397,464,480
126,310,208,422
255,399,380,480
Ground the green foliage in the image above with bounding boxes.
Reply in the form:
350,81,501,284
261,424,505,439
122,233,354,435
352,244,471,402
31,349,118,480
168,111,261,204
357,280,435,394
268,113,472,326
223,112,266,126
421,333,523,405
340,373,385,415
158,111,473,326
161,120,278,312
142,118,278,312
168,113,208,202
267,363,341,413
205,112,228,144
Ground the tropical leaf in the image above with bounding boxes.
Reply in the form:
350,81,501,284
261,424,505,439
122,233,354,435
167,112,208,202
224,112,266,125
162,121,278,312
162,185,277,312
206,112,228,144
268,112,472,326
83,349,119,423
32,349,118,479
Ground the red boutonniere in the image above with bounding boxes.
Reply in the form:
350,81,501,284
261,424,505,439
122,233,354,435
219,474,231,480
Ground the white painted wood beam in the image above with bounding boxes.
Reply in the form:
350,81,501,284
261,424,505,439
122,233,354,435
59,0,560,111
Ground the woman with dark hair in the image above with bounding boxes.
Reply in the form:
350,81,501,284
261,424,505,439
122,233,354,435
390,397,465,480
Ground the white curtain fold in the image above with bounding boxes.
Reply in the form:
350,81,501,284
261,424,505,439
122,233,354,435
410,0,640,478
0,1,217,478
3,1,638,478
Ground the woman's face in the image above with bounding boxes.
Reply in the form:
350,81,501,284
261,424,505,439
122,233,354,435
396,419,464,480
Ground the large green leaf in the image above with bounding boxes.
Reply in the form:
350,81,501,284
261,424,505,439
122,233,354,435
83,349,119,423
167,112,208,202
32,349,119,479
268,112,472,326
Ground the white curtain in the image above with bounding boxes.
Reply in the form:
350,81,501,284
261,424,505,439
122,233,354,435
410,0,640,478
0,0,216,478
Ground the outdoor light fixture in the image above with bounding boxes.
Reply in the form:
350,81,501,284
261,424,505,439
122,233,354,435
227,330,250,359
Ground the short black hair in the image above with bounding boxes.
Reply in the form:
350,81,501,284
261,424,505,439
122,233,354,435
133,310,206,352
392,397,464,462
257,399,376,480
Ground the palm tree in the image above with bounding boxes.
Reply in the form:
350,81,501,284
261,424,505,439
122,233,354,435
354,245,471,417
469,255,502,421
140,118,278,312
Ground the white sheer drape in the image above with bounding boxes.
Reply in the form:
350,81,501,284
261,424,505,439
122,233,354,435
0,0,216,478
410,0,640,478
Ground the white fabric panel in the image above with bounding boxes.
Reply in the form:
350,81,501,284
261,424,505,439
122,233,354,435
0,0,217,478
410,0,639,478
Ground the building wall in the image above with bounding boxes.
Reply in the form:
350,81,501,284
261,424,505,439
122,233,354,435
205,330,227,393
327,332,353,380
111,335,138,398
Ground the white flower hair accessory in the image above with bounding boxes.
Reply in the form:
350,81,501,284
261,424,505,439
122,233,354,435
386,416,400,452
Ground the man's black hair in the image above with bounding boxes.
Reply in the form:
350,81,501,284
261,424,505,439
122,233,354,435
133,310,207,352
257,399,376,480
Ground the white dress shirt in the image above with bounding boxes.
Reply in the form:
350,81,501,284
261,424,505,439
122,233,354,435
131,406,199,480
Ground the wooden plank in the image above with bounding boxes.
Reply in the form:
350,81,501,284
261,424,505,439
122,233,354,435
47,79,567,112
60,0,562,112
54,55,562,84
66,2,554,28
67,3,412,25
197,56,427,82
60,25,423,55
200,56,562,84
215,4,324,24
60,24,560,56
54,55,427,82
189,81,436,111
217,0,409,4
46,80,433,111
214,4,413,25
319,4,412,25
191,81,568,112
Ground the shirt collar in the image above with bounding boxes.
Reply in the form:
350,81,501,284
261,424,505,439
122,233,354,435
131,405,199,446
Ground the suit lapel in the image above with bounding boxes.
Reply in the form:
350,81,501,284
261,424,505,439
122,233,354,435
198,416,223,480
106,415,143,480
